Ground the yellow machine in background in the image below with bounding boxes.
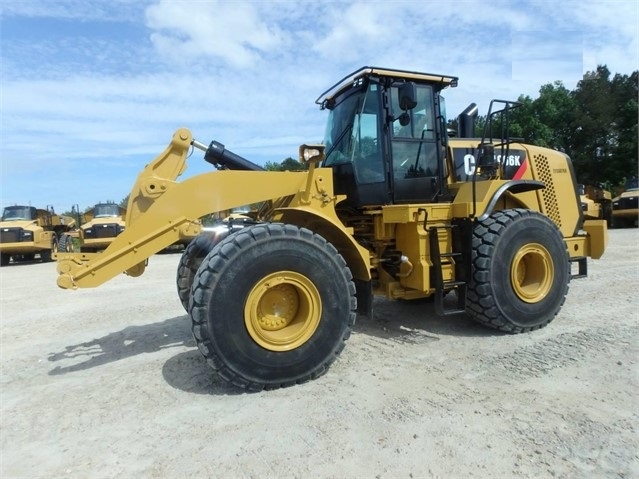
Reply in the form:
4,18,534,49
58,202,201,253
611,177,639,228
71,202,127,253
1,205,76,266
578,184,613,225
56,67,607,391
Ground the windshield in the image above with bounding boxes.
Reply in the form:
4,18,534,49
2,206,34,221
322,90,363,166
625,177,638,191
93,204,121,218
322,83,384,184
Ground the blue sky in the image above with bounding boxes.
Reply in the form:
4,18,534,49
1,0,638,214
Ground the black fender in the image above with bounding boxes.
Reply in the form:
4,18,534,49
477,180,545,222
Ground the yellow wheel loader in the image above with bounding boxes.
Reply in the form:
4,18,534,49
55,67,607,391
1,205,76,266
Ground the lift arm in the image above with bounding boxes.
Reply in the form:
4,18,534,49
56,129,309,289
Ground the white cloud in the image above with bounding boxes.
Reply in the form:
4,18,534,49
145,0,284,68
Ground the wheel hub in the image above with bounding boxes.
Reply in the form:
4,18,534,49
511,243,554,303
245,271,321,352
256,284,298,330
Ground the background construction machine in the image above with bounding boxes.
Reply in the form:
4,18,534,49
55,66,607,391
66,202,127,253
1,205,76,266
578,183,613,225
57,202,199,254
611,177,638,228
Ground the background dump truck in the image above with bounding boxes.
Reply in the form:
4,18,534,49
68,202,127,253
55,66,607,391
611,177,639,228
1,205,76,266
578,183,613,225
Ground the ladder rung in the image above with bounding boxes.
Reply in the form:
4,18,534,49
443,280,466,288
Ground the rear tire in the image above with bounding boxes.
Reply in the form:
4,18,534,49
189,223,356,391
176,231,229,312
466,209,570,333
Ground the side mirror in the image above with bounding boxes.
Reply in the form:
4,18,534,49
398,82,417,110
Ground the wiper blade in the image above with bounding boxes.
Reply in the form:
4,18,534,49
324,124,353,159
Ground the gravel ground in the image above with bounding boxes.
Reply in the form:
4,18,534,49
1,228,638,478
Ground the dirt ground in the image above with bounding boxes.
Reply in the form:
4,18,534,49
1,228,638,478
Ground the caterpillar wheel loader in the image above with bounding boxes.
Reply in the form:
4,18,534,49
55,66,607,391
1,205,76,266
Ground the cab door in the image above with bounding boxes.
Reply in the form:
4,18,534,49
389,84,440,203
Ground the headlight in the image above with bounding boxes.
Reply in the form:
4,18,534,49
22,231,33,240
299,144,325,164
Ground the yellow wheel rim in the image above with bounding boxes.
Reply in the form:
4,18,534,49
510,243,554,303
244,271,321,352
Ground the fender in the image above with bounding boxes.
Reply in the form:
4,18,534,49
477,180,545,221
274,206,371,281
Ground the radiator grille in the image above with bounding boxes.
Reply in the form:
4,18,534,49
533,154,561,228
86,224,119,239
616,196,638,210
0,228,22,243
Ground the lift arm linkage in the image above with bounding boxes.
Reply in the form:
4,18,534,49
56,129,307,289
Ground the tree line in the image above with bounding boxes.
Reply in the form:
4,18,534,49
464,65,637,193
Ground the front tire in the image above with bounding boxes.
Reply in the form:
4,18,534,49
189,223,356,391
176,232,226,312
466,209,570,333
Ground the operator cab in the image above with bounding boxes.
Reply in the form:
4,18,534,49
93,203,122,218
1,206,36,221
316,66,458,207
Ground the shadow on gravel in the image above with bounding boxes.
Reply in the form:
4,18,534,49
47,294,501,395
162,350,242,396
47,315,195,375
357,296,500,341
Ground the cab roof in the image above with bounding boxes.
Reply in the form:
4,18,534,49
316,66,458,106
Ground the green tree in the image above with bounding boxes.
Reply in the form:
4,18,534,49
263,157,308,171
569,66,638,187
474,65,637,188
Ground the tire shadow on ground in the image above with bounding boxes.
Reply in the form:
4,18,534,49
46,295,503,395
162,350,243,396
